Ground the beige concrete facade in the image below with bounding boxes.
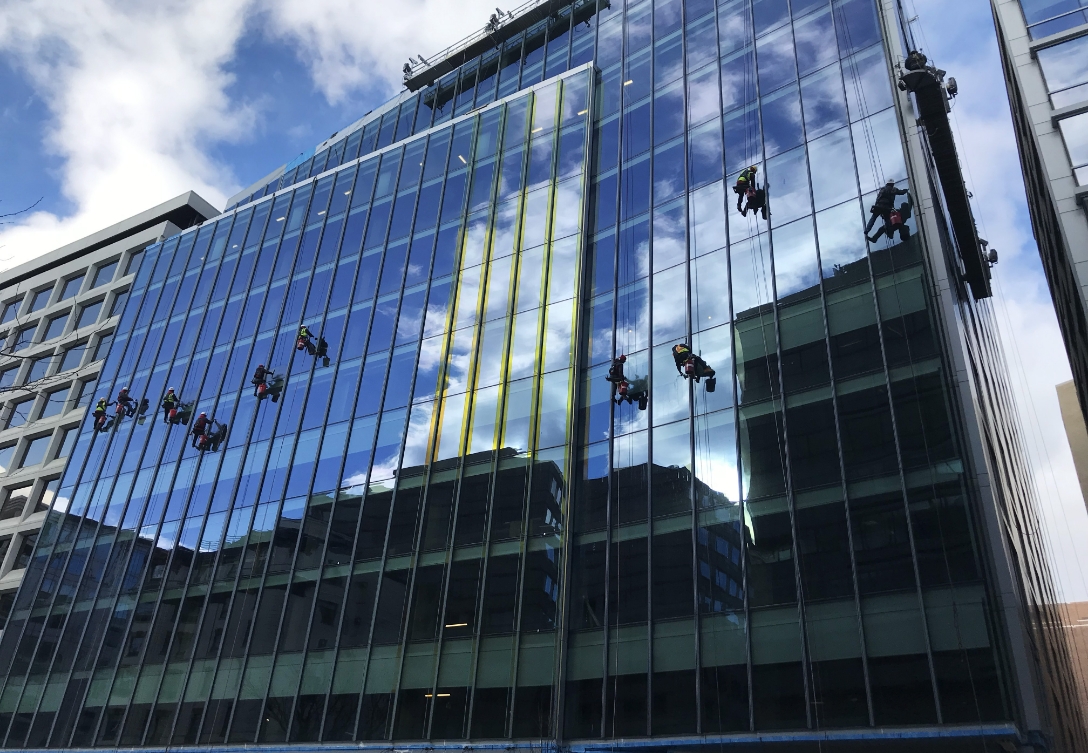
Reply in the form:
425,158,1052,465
1057,380,1088,511
0,192,216,635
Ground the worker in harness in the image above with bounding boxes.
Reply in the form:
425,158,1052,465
672,343,717,392
251,364,268,396
741,184,768,220
297,324,316,356
864,181,909,237
161,389,180,424
190,412,210,448
734,166,758,214
115,387,137,417
606,355,628,384
605,354,649,410
93,398,109,431
253,365,284,403
867,192,913,243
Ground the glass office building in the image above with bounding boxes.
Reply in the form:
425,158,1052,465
0,0,1081,750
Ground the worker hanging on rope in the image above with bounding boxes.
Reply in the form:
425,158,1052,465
733,165,758,214
252,364,284,403
672,343,717,392
115,387,137,417
190,412,211,448
867,191,913,244
606,354,628,384
161,388,180,424
604,354,648,410
864,180,909,239
93,397,110,432
251,364,268,396
741,184,769,220
297,324,316,356
162,389,193,426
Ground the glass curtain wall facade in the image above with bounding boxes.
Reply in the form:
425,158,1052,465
0,0,1052,748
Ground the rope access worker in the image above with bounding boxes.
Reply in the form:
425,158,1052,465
741,185,769,220
734,166,758,214
904,50,928,71
297,324,315,355
864,180,909,237
867,193,913,244
161,388,180,424
251,364,268,396
93,398,108,429
190,412,210,448
115,387,136,417
672,343,717,391
606,355,628,384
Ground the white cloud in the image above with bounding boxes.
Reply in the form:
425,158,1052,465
911,0,1088,601
0,0,257,271
259,0,503,105
0,0,505,275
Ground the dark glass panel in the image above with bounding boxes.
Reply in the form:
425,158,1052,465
891,373,956,469
836,386,899,480
323,694,360,740
564,679,602,737
421,478,456,551
752,661,805,729
651,531,694,619
358,693,392,739
228,698,262,742
443,558,482,638
356,488,392,561
472,687,508,738
279,580,317,652
868,654,936,724
702,664,750,732
290,694,325,742
796,498,854,600
522,545,560,632
259,697,291,742
909,482,981,587
932,648,1006,723
850,491,915,594
431,686,469,738
249,583,287,654
372,568,410,644
479,554,518,635
570,541,606,629
808,658,868,727
340,571,378,648
785,400,841,490
746,497,796,607
610,537,648,625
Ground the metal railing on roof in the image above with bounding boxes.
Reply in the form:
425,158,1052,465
401,0,553,85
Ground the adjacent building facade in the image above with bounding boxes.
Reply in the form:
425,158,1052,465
0,193,217,639
991,0,1088,429
0,0,1081,750
1057,379,1088,508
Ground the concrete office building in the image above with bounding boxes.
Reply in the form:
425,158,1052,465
991,0,1088,428
0,194,217,636
0,0,1082,750
1057,379,1088,508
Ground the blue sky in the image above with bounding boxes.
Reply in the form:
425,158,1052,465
0,0,1086,599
